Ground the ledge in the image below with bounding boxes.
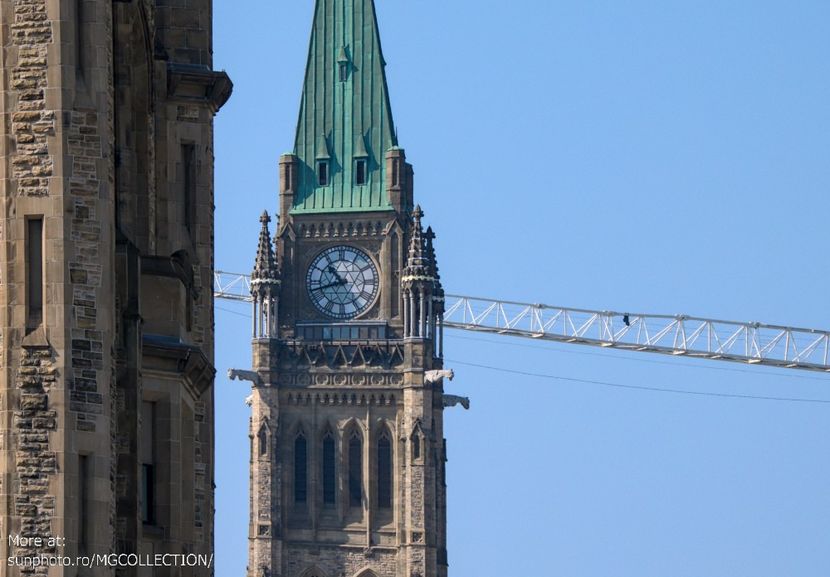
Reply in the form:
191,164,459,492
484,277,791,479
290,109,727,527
143,334,215,399
167,63,233,113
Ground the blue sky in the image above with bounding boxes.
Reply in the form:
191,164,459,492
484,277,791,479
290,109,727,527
212,2,830,576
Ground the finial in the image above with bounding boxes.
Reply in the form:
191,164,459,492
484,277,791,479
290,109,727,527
260,210,271,225
412,205,424,221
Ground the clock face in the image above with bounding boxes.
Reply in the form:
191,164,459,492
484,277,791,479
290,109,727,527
306,246,380,319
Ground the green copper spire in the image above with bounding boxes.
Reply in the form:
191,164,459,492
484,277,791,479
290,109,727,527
292,0,398,214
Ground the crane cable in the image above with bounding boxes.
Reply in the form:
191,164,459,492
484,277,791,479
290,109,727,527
447,359,830,405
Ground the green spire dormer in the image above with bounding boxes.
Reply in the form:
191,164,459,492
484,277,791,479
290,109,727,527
292,0,398,214
316,133,330,160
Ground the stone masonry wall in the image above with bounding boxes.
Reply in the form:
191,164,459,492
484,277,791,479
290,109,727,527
11,346,57,576
67,108,106,432
284,547,399,577
5,1,58,574
9,0,54,198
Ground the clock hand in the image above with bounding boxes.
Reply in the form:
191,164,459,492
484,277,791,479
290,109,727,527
316,279,346,290
326,265,346,284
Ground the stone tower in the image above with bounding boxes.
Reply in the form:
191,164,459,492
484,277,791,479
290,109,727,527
245,2,450,576
0,0,229,575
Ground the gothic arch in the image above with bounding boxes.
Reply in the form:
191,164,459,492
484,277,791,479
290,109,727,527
293,428,309,504
374,416,396,437
352,568,378,577
375,423,394,509
410,419,425,462
286,418,309,440
341,417,363,436
344,422,364,508
319,420,337,438
299,566,328,577
257,419,271,457
320,422,337,506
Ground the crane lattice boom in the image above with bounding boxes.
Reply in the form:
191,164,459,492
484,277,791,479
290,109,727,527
214,271,830,373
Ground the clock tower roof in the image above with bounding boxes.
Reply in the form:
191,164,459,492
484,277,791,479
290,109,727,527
292,0,398,214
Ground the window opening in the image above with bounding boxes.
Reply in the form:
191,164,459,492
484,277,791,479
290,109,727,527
140,401,155,524
26,217,44,329
258,425,268,456
322,433,336,506
294,434,308,504
378,433,392,509
355,159,367,185
348,431,362,507
317,161,329,186
182,144,196,233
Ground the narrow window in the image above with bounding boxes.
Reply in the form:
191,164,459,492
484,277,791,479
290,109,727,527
26,217,44,330
441,439,447,487
391,159,399,187
339,62,348,82
294,434,307,504
355,159,367,185
317,161,329,186
412,434,421,460
322,433,336,506
348,431,362,508
182,144,196,233
377,433,392,509
78,454,89,553
75,0,86,79
258,426,268,456
140,401,155,524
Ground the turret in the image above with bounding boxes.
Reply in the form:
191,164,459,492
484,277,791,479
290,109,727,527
250,211,280,338
402,206,442,350
425,225,445,359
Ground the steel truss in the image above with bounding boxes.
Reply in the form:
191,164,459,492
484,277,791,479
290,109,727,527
214,271,830,373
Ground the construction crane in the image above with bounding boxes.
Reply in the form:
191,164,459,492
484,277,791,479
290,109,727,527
214,270,830,373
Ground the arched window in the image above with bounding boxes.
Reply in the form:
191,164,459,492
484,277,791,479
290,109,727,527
322,432,336,506
412,433,421,461
348,430,362,508
377,432,392,509
258,425,268,457
294,433,307,504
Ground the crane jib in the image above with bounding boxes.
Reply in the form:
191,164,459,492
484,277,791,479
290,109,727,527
213,271,830,373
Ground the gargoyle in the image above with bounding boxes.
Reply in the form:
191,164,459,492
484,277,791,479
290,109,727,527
424,369,454,384
227,368,263,387
442,394,470,410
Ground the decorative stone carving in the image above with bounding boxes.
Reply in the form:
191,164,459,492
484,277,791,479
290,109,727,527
424,369,454,384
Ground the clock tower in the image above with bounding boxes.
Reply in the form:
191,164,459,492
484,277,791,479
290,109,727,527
244,2,451,577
